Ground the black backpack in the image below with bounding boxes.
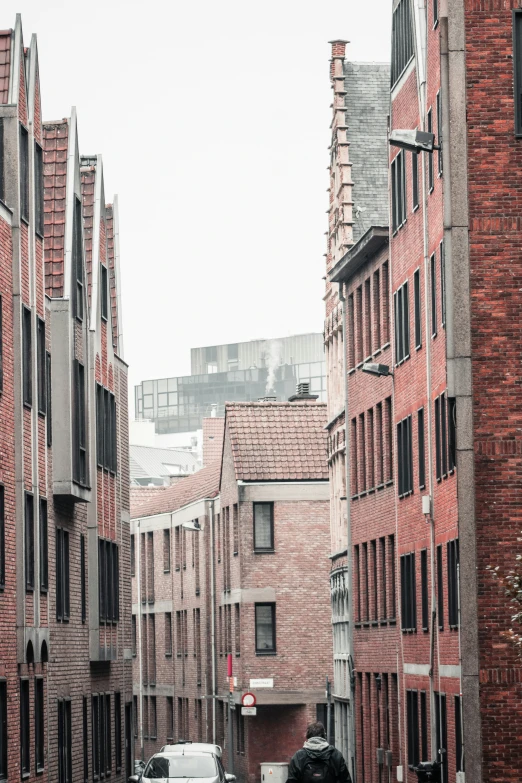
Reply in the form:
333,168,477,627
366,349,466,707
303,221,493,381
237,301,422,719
301,757,335,783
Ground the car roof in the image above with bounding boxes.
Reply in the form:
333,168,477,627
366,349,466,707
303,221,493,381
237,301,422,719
160,743,222,758
153,752,215,758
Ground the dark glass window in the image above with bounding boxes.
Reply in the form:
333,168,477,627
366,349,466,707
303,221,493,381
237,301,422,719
433,0,439,25
92,695,100,781
397,415,413,497
420,691,428,762
35,143,44,236
99,538,119,624
434,693,448,782
411,151,419,210
25,492,34,591
20,678,30,775
163,529,171,572
130,534,135,577
0,679,6,781
83,697,89,783
72,197,84,321
150,697,157,740
437,544,444,631
430,253,437,336
418,408,425,489
406,689,419,768
166,697,174,742
435,392,456,481
421,548,429,632
56,528,70,622
448,396,456,472
46,352,52,446
96,385,117,473
414,269,421,349
35,677,44,772
20,125,29,222
105,695,112,776
391,0,414,87
255,603,276,654
391,150,407,231
100,265,108,321
253,503,274,551
37,318,46,415
448,538,460,628
455,696,464,772
437,91,443,176
428,109,434,191
394,280,410,365
39,497,48,592
115,693,121,773
400,552,416,632
73,360,87,486
165,612,172,656
440,240,446,328
0,486,4,590
22,306,32,407
81,534,86,623
132,615,137,657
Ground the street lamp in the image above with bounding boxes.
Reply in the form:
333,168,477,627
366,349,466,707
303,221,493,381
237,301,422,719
362,362,393,378
389,129,439,154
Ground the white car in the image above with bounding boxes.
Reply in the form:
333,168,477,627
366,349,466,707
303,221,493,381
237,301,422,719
130,749,235,783
160,742,223,759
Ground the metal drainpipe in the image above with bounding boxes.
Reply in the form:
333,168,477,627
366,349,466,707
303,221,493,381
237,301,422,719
209,499,217,744
136,519,144,761
338,283,356,781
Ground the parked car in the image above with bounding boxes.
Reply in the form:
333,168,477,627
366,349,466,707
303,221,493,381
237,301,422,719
160,742,223,758
129,749,235,783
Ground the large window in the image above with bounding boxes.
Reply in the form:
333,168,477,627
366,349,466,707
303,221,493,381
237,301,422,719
397,415,413,497
394,281,410,365
0,679,6,781
56,528,70,622
57,700,72,783
434,693,448,782
400,552,417,632
115,693,121,773
72,197,84,320
99,538,119,624
39,497,48,592
411,151,419,211
413,269,421,350
37,318,46,415
391,150,407,232
96,384,117,473
421,548,429,632
418,408,425,490
73,360,87,486
20,125,29,222
435,392,456,481
25,492,34,591
440,240,446,329
391,0,414,87
430,253,437,337
46,352,52,446
20,679,30,776
35,142,44,236
255,603,276,654
406,689,419,769
437,544,444,631
447,538,460,629
100,264,109,321
22,306,32,407
165,613,172,657
428,109,434,192
163,529,171,572
253,503,274,551
83,697,89,783
81,534,86,623
35,677,44,772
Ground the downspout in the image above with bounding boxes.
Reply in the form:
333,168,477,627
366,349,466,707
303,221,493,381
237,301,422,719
209,499,217,744
338,283,356,781
136,520,144,761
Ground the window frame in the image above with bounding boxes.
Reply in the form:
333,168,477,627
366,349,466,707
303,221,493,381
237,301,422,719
37,318,46,415
430,252,437,337
20,124,29,223
413,268,421,350
56,527,70,622
255,602,276,655
418,407,425,490
437,544,444,631
406,689,419,769
253,502,274,552
34,142,44,237
397,415,413,497
22,306,32,408
35,676,45,773
394,280,410,366
25,492,35,592
39,497,48,592
100,264,109,322
447,538,460,629
427,108,434,192
73,360,88,486
400,552,417,632
72,196,84,321
391,0,414,88
46,352,52,446
411,150,419,211
20,677,30,778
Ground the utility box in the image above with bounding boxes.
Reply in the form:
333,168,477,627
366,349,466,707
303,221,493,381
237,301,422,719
260,763,289,783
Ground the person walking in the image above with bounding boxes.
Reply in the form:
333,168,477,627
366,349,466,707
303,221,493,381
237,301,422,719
287,722,352,783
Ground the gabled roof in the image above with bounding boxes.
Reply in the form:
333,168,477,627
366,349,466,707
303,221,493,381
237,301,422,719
131,462,221,520
224,401,328,482
130,444,200,484
43,120,69,297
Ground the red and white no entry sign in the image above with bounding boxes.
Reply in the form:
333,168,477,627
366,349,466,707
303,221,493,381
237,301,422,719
241,692,256,707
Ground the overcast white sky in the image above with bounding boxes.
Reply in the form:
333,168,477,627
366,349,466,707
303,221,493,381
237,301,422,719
5,0,391,405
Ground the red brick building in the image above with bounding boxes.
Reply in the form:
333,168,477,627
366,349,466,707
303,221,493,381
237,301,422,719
0,15,131,783
131,398,333,783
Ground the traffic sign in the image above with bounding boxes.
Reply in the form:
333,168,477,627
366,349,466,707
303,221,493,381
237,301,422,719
241,692,256,707
242,707,257,716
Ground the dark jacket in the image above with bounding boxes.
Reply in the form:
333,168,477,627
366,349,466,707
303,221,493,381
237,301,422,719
287,739,351,783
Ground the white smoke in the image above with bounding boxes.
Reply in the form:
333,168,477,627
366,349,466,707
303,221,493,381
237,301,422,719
265,340,282,395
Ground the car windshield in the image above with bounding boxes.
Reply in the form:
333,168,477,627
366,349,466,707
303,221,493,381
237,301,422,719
145,756,217,779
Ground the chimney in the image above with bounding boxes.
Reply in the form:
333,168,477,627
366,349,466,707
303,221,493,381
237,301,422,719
210,403,218,418
288,382,319,402
329,39,349,81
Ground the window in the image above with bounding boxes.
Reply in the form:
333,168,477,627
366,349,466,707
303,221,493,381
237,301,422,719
20,678,30,776
430,253,437,337
166,697,174,742
421,549,429,632
400,552,417,631
146,531,154,603
132,615,137,657
0,682,7,780
0,296,3,394
37,318,46,414
72,197,84,320
411,151,419,210
455,696,464,772
130,535,135,577
165,612,172,657
379,537,387,620
428,109,434,192
253,503,274,551
440,240,446,328
100,265,109,321
22,306,32,407
99,538,119,624
115,693,121,774
92,695,100,780
435,392,456,481
418,408,425,489
35,142,44,236
149,615,156,685
46,353,52,446
83,697,89,783
20,125,29,222
448,396,456,472
420,691,428,762
414,269,421,349
391,0,414,87
434,693,448,782
255,603,276,654
40,497,48,592
0,119,4,202
73,361,87,485
81,533,86,623
397,415,413,497
433,0,439,26
235,603,240,656
233,504,239,555
448,539,459,628
35,677,44,772
25,493,35,591
0,486,4,589
133,697,138,739
150,697,157,740
105,695,112,776
394,281,410,364
389,534,396,620
96,385,117,473
56,528,70,622
437,92,443,176
406,690,419,768
437,544,444,630
163,529,171,572
391,150,407,231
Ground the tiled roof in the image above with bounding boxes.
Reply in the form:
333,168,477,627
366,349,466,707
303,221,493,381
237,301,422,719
225,401,328,482
105,204,119,353
202,417,225,467
131,462,221,520
80,157,96,307
43,120,68,298
0,32,11,104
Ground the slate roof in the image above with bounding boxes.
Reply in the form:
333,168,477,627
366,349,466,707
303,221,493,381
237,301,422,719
225,401,328,482
344,62,390,241
130,444,200,484
131,462,221,519
0,32,11,104
43,120,69,298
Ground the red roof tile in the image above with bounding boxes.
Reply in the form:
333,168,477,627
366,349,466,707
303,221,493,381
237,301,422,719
0,32,11,104
105,204,119,353
43,120,69,298
224,401,328,482
202,417,225,467
131,463,221,520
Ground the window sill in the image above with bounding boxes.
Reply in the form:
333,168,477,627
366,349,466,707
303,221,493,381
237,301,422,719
21,215,29,227
256,651,277,656
348,367,356,376
412,204,419,213
165,653,172,658
163,569,170,574
253,549,275,554
23,402,32,411
415,343,422,352
233,552,238,557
